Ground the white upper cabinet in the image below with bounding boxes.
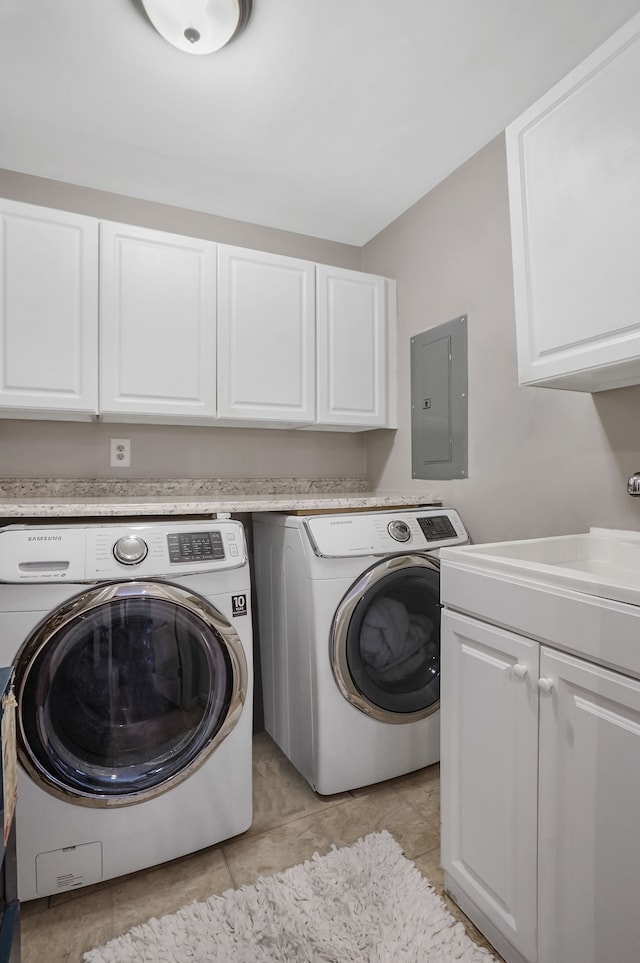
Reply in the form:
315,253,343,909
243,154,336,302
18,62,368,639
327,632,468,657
217,245,316,426
0,199,98,418
315,265,391,429
0,200,396,429
506,12,640,391
100,222,217,422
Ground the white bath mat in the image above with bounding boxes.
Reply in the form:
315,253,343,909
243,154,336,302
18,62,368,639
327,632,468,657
83,830,496,962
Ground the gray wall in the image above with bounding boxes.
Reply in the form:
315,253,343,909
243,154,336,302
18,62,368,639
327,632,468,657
0,169,368,482
0,420,367,482
5,152,640,538
362,134,640,543
0,169,363,267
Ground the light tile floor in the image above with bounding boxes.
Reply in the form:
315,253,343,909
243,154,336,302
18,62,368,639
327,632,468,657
21,732,504,962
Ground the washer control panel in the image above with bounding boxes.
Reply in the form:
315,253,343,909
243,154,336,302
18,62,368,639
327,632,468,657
167,530,226,564
0,519,247,582
303,508,468,558
416,514,458,542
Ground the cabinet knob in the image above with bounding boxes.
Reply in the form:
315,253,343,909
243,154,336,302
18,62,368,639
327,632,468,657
512,663,528,679
537,677,555,694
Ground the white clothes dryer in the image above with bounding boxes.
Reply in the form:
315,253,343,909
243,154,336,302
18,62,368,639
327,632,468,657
0,518,253,901
253,507,468,795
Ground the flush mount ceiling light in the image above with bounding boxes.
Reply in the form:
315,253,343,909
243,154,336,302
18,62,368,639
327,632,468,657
136,0,252,55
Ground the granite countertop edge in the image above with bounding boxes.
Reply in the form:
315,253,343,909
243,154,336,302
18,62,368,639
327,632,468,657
0,491,442,518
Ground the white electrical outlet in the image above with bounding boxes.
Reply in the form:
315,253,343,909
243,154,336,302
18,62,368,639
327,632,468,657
110,438,131,468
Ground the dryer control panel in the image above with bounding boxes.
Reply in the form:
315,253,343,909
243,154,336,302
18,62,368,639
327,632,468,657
0,519,247,583
303,508,468,558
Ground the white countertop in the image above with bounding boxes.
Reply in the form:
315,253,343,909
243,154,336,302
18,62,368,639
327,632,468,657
0,490,441,519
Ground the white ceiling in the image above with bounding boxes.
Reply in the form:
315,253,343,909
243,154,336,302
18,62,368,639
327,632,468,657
1,0,639,246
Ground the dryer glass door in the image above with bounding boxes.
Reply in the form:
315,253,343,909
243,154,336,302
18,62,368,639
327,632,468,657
15,581,247,807
331,554,441,723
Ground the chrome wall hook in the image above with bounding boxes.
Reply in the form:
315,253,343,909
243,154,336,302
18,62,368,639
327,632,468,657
627,472,640,496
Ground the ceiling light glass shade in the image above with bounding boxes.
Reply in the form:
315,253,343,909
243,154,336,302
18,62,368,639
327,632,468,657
138,0,252,55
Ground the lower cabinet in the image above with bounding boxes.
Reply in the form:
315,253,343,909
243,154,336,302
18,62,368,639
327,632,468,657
441,609,640,963
537,646,640,963
441,610,538,963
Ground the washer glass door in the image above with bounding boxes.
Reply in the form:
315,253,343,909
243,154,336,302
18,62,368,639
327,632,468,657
331,554,441,723
16,581,247,807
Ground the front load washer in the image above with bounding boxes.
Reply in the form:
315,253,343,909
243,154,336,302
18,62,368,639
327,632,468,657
0,518,253,901
253,507,468,795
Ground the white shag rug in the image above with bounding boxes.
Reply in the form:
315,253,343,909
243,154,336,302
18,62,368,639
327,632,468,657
83,830,496,963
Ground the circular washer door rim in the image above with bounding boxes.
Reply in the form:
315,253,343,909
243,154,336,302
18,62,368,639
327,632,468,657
15,579,249,808
330,553,441,724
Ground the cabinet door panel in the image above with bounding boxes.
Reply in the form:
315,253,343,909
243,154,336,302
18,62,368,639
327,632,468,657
100,223,216,420
316,266,387,427
507,13,640,391
217,245,315,424
0,200,98,415
539,648,640,963
441,610,538,962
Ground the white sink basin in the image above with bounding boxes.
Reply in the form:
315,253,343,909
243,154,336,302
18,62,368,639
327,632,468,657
441,528,640,606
